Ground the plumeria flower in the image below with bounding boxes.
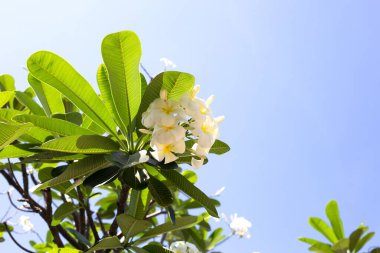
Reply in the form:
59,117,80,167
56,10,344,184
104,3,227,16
170,241,200,253
151,139,186,164
160,57,177,69
229,213,252,238
19,215,34,232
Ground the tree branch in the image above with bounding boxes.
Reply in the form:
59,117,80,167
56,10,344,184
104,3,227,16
109,184,130,236
2,222,33,253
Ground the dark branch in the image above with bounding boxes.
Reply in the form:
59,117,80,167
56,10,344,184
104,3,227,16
109,184,130,236
2,222,33,253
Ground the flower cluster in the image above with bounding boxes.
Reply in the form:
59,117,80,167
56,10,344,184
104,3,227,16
170,241,200,253
141,86,223,168
229,213,252,238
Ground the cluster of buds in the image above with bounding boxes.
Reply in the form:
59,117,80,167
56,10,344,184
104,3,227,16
141,85,224,168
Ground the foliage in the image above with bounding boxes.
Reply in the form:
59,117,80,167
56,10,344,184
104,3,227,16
0,30,231,253
299,200,380,253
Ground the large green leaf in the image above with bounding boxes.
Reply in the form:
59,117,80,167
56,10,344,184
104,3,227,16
101,31,142,133
136,71,195,130
0,144,37,159
116,214,152,240
0,109,27,122
15,91,45,116
51,202,80,226
355,232,375,253
27,51,117,136
0,91,14,108
97,64,125,134
34,155,112,190
155,169,218,217
128,188,151,219
0,123,32,149
19,127,53,144
14,114,95,136
332,239,349,253
138,216,203,241
309,242,335,253
39,135,120,154
148,176,173,207
298,237,325,246
349,227,365,252
28,74,65,116
326,200,345,240
0,74,15,91
309,217,338,244
142,245,174,253
85,236,123,253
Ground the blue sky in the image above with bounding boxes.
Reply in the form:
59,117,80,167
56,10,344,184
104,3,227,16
1,1,380,252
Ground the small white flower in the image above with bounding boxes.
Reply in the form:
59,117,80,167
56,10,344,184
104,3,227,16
19,215,34,232
151,139,186,164
170,241,200,253
26,166,34,175
229,213,252,238
160,57,177,69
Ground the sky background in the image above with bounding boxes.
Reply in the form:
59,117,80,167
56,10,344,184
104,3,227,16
1,0,380,252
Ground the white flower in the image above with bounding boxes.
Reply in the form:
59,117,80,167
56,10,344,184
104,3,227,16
160,57,177,69
19,215,34,232
26,166,34,175
191,116,221,148
170,241,200,253
151,139,186,164
229,213,252,238
142,90,185,129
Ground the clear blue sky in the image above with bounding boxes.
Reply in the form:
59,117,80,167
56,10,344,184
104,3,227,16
1,1,380,252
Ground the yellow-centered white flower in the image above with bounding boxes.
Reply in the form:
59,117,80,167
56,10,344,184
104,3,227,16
19,215,34,232
170,241,200,253
151,140,185,164
229,213,252,238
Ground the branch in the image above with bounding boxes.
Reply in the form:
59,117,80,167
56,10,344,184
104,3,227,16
109,184,130,236
44,188,64,248
84,201,100,242
56,225,87,251
97,212,108,237
2,222,33,253
76,186,86,235
140,63,153,80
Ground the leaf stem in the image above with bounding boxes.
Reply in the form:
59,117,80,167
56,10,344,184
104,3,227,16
2,222,34,253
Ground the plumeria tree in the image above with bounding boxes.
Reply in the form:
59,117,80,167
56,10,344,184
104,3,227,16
0,30,252,253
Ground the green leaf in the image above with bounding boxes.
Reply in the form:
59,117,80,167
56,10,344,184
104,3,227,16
28,74,65,116
142,245,174,253
326,200,345,240
136,71,195,130
85,236,123,253
66,228,91,247
185,139,230,155
97,64,126,136
309,217,338,244
156,169,218,217
34,155,111,190
332,239,349,253
0,109,26,122
116,214,152,240
0,144,37,159
14,114,95,136
0,74,15,91
51,202,79,226
208,228,225,250
52,112,82,126
39,135,120,154
83,166,120,188
101,31,142,133
349,227,365,252
15,91,45,116
0,122,32,149
139,216,203,241
106,151,149,169
370,248,380,253
309,242,335,253
0,91,14,108
128,188,151,219
355,232,375,253
298,237,325,246
148,176,173,207
27,51,117,136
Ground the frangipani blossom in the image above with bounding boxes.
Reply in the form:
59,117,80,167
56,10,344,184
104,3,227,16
229,213,252,238
160,57,177,69
170,241,200,253
19,215,34,232
151,140,186,164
